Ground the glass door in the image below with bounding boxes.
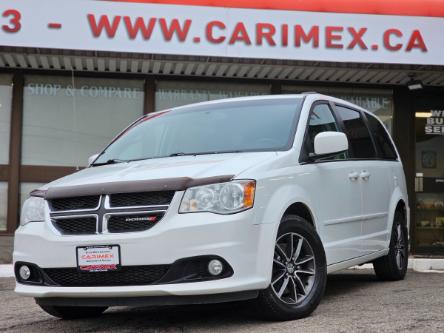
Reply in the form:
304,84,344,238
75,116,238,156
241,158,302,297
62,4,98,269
415,106,444,255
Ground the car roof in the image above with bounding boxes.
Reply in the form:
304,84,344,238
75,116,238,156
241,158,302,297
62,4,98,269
151,93,372,116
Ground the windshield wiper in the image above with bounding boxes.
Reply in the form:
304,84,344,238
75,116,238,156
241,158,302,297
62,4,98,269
168,151,243,157
91,158,127,166
168,152,189,157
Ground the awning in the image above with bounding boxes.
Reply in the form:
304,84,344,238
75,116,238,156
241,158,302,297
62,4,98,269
1,46,443,87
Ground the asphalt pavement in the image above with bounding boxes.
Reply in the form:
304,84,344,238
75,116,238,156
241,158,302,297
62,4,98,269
1,270,443,333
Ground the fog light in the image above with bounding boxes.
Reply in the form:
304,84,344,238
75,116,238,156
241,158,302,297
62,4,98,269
208,259,223,276
19,265,31,281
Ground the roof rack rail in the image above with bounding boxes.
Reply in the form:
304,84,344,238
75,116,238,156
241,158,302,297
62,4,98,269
301,91,319,94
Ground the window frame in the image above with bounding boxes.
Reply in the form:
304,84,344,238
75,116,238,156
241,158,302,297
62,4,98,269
364,112,399,161
331,102,379,160
300,100,400,164
299,100,343,163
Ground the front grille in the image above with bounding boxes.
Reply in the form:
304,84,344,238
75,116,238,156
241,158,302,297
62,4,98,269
52,217,97,235
49,196,100,211
43,265,170,287
107,213,163,233
48,191,173,235
109,191,174,208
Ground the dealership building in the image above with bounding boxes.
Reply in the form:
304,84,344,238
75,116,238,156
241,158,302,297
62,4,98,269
0,0,444,262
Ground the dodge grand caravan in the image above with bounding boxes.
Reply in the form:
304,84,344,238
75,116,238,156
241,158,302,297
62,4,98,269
14,94,409,320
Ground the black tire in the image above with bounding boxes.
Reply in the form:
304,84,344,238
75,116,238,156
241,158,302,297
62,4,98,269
373,211,408,281
38,304,108,319
256,215,327,321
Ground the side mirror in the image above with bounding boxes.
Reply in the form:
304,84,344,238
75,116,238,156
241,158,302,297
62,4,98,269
88,153,99,166
311,132,348,160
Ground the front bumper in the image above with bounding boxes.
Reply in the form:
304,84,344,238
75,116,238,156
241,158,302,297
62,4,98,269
14,206,275,299
34,290,260,307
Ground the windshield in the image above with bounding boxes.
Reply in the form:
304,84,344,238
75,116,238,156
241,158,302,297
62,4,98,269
93,98,303,165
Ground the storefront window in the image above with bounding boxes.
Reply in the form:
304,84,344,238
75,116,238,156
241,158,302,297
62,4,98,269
22,76,145,167
155,81,270,111
282,86,394,133
415,108,444,253
0,182,7,231
0,75,13,164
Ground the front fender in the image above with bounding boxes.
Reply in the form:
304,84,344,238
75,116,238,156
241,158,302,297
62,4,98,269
253,180,319,284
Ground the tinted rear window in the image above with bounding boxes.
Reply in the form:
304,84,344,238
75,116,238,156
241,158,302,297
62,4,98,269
367,114,397,160
336,106,376,159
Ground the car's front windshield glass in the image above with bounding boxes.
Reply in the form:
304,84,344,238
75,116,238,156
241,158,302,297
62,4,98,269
93,97,304,165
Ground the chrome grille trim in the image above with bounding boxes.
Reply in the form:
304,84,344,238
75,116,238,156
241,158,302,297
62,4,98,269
47,192,173,235
47,196,102,214
103,195,170,211
50,214,99,235
102,210,167,234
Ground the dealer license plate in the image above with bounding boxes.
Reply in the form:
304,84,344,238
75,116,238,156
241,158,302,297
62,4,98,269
76,245,120,272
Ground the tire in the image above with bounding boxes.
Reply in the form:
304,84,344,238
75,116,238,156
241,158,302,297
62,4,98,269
38,304,108,319
256,215,327,321
373,211,408,281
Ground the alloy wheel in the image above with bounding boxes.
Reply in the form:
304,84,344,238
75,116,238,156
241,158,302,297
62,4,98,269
271,232,316,305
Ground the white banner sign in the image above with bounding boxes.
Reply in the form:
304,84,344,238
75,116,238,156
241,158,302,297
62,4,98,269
0,0,443,65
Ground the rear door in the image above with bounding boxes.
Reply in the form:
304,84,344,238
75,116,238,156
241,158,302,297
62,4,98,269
334,105,393,255
362,114,398,253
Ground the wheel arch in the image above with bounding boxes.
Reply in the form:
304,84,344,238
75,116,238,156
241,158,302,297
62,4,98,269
282,202,316,230
386,189,410,248
395,199,407,226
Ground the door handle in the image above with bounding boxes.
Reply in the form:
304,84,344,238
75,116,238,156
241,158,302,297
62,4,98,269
360,170,371,181
348,172,359,181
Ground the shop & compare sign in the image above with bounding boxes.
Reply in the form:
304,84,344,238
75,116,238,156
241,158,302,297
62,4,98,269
0,0,444,65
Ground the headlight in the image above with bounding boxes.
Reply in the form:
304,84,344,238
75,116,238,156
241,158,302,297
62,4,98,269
20,197,46,226
179,180,256,214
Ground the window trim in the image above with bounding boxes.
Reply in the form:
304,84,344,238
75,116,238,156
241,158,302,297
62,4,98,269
332,102,379,161
364,111,399,161
300,100,401,164
299,100,343,164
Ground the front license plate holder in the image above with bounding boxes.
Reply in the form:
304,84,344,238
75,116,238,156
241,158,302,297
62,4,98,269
76,245,121,272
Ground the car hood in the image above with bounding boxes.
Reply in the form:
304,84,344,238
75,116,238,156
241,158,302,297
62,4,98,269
41,152,277,190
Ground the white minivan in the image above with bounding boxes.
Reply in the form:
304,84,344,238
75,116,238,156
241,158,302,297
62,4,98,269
14,94,409,320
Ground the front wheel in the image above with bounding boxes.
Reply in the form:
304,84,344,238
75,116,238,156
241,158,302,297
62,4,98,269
256,215,327,321
373,211,408,281
38,304,108,319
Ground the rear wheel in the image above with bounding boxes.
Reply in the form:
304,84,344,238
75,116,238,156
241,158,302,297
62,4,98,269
38,304,108,319
373,211,408,281
256,215,327,321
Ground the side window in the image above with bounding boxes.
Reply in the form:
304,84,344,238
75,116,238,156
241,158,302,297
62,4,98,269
335,106,376,159
306,103,345,159
367,114,398,160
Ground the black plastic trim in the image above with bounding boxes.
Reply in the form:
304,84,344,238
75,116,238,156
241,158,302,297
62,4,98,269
15,255,234,287
35,290,260,307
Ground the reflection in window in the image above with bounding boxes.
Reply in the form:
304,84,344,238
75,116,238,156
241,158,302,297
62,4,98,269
22,76,145,167
155,81,270,111
95,99,303,164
